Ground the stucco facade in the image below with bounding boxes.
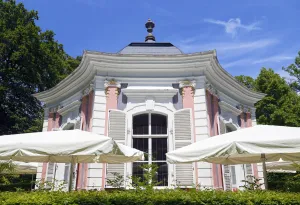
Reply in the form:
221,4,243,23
34,20,265,191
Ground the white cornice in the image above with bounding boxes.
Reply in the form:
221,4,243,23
219,101,242,116
104,79,121,88
57,100,81,116
179,80,196,88
123,87,177,99
33,50,265,106
205,56,265,106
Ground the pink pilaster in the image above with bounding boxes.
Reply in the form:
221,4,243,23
206,91,223,189
247,112,258,178
181,86,198,186
76,94,89,190
41,112,60,181
102,85,119,189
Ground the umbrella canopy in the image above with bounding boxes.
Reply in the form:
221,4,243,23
0,161,38,174
267,160,300,171
166,125,300,164
0,130,144,163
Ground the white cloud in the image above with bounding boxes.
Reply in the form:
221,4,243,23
177,38,278,54
204,18,261,37
222,59,252,68
253,55,294,64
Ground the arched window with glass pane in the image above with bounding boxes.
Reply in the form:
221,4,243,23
132,113,168,186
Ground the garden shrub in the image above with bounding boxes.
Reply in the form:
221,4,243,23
1,190,300,204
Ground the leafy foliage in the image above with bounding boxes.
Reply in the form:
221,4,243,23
235,75,256,90
283,51,300,92
0,0,81,135
106,172,124,189
129,163,162,191
240,175,263,190
107,164,162,191
236,67,300,127
1,190,300,204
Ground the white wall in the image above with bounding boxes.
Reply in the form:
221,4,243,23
88,77,106,190
194,86,214,189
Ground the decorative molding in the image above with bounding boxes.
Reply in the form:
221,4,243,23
57,101,81,116
179,80,196,96
104,79,121,96
236,104,252,113
205,81,218,97
83,83,94,96
123,87,177,101
60,116,81,130
219,101,242,116
179,80,196,89
49,106,61,113
33,51,265,106
219,116,239,131
145,99,155,111
104,79,121,89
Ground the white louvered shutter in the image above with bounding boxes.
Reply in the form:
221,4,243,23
245,164,253,181
223,165,232,190
174,108,193,187
64,163,71,183
106,110,126,187
230,165,237,188
45,163,55,189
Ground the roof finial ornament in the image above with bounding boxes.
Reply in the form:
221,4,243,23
145,18,155,42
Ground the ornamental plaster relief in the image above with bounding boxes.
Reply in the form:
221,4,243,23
83,82,95,96
205,81,218,97
104,79,121,96
179,80,196,96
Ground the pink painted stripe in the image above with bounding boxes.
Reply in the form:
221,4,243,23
102,87,119,189
182,86,198,186
41,113,56,181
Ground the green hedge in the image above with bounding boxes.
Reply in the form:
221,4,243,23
1,190,300,205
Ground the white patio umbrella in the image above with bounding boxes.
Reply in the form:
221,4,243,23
1,161,38,174
267,159,300,171
166,125,300,189
0,160,38,174
0,130,144,191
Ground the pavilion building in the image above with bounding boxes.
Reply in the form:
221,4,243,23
34,19,265,191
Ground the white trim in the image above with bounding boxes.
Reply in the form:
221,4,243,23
123,87,177,102
57,101,81,116
34,51,265,106
219,101,242,116
125,102,175,188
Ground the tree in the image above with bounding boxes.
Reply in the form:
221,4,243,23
236,68,300,127
283,51,300,92
235,75,256,90
0,0,80,135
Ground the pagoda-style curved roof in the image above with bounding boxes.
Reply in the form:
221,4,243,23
34,50,265,107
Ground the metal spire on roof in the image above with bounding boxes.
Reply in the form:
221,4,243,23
145,19,155,42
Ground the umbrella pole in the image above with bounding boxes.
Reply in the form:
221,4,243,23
261,154,268,190
68,162,75,192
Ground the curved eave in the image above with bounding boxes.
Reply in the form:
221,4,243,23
33,49,265,106
206,56,265,106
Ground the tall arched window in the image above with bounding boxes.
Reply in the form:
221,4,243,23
132,113,168,186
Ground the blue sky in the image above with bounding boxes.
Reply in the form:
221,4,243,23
18,0,300,78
